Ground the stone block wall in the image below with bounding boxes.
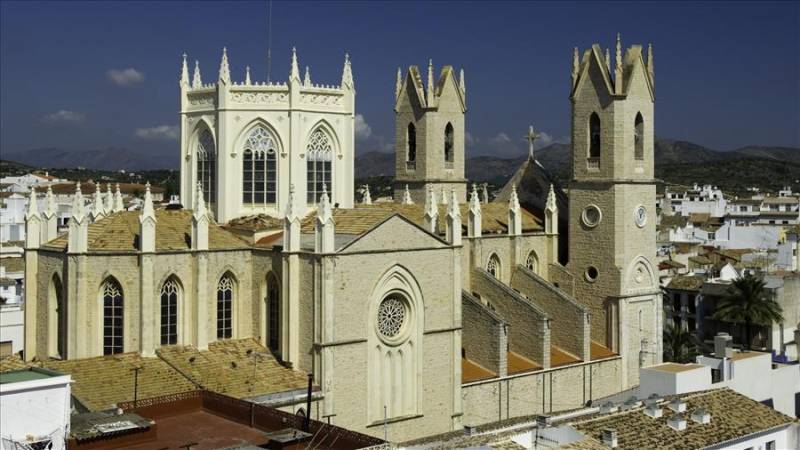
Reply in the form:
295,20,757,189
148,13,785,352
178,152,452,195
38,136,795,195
470,268,549,368
462,291,507,377
511,266,590,360
548,263,575,297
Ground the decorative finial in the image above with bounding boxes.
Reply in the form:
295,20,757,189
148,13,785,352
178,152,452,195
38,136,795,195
45,184,56,215
615,33,622,68
290,47,301,82
615,33,623,94
27,187,39,217
572,47,580,86
245,66,252,85
605,48,611,75
481,183,489,204
509,184,520,210
318,184,332,220
192,60,202,88
194,182,207,217
72,182,85,218
218,47,231,84
427,59,435,102
546,184,557,211
104,183,114,213
286,183,298,219
304,66,311,86
92,184,104,218
395,67,402,100
448,189,460,217
647,43,654,84
114,183,124,212
180,53,190,86
402,184,413,205
470,184,481,209
525,125,539,161
441,188,448,206
459,68,465,94
341,52,353,90
363,184,372,205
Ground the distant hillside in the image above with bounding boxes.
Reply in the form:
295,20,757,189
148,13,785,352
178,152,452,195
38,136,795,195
3,147,174,171
731,146,800,164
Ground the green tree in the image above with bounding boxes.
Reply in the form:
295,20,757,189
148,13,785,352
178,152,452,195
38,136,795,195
713,273,783,350
663,321,699,363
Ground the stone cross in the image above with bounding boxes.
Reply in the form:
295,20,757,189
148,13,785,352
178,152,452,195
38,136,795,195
525,125,540,161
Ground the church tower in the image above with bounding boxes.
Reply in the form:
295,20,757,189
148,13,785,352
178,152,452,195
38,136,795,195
393,61,467,203
565,35,661,388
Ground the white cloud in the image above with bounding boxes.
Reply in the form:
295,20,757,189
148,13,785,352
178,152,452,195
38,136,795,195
107,68,145,86
354,114,372,140
465,131,476,146
135,125,179,140
536,131,554,149
489,132,512,144
43,110,86,124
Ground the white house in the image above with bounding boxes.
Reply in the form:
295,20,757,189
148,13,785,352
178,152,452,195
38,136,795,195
0,368,72,450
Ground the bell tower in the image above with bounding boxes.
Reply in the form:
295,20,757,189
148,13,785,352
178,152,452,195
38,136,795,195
565,35,661,388
393,61,467,204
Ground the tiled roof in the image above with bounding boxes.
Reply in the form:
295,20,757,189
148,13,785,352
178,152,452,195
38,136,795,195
227,214,286,231
300,203,542,236
688,213,711,224
688,255,713,266
570,388,794,450
45,182,165,195
156,339,308,399
41,210,250,252
0,257,24,273
658,215,688,229
666,275,705,292
462,357,496,383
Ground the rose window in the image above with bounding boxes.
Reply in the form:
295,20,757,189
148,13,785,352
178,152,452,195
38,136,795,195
377,296,406,338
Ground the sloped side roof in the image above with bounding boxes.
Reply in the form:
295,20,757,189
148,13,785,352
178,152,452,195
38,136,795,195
494,157,568,222
299,203,542,236
41,210,250,252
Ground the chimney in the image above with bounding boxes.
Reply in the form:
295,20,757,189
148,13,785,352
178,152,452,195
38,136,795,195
621,396,641,411
668,398,687,413
601,429,618,448
536,415,551,428
690,408,711,425
714,333,733,358
463,425,477,436
667,415,687,431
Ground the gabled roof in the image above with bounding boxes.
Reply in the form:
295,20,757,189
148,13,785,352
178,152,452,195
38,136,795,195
622,44,654,101
41,210,250,252
571,44,615,100
434,65,466,112
395,65,428,111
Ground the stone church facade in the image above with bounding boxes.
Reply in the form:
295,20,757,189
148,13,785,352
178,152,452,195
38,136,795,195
23,37,660,441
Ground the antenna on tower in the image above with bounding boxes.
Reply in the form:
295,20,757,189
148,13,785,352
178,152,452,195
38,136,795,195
266,0,273,82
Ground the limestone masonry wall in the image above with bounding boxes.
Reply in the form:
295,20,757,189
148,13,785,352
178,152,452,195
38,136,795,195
462,292,506,376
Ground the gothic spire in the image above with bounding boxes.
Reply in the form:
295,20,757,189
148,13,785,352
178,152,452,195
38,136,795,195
289,47,301,83
459,68,466,95
446,189,461,245
72,182,85,220
647,43,654,85
192,182,208,251
304,66,311,87
546,183,557,212
218,47,231,84
245,66,252,86
283,184,301,252
193,60,202,88
341,53,354,90
468,184,482,238
605,48,611,75
615,33,623,94
104,183,114,213
395,67,402,100
114,183,124,212
91,184,105,220
44,184,56,217
481,183,489,204
426,59,435,103
509,184,520,211
423,186,438,234
508,184,522,236
571,47,580,89
194,182,207,218
545,184,558,236
317,184,332,222
441,188,448,206
285,183,299,220
180,53,190,86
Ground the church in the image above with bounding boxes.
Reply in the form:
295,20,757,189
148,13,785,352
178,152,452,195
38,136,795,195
22,35,661,440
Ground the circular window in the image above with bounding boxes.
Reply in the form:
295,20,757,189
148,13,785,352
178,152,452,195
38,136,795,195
585,266,599,282
581,205,602,228
634,205,647,228
377,295,407,339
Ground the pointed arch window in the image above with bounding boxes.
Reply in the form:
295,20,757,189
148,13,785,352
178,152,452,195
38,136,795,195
48,275,65,358
487,254,501,279
217,275,234,339
634,113,644,160
525,251,539,274
589,113,601,158
307,128,333,204
160,279,179,345
407,123,416,163
197,129,216,204
444,122,454,165
266,273,280,355
243,127,278,205
102,278,124,355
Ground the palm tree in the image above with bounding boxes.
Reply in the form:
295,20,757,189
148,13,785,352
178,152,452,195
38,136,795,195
713,272,783,350
663,321,699,363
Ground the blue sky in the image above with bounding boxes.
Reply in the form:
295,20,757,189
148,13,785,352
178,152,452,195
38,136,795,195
1,1,798,166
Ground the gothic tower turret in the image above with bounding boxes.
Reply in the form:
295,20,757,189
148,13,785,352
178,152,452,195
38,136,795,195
393,61,467,204
565,35,661,388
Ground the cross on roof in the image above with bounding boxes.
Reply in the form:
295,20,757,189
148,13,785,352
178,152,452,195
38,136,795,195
524,125,540,160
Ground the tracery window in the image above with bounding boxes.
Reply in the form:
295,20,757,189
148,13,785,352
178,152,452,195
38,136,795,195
634,113,644,160
444,122,454,164
306,129,333,204
407,123,416,162
243,127,278,205
217,275,234,339
525,251,538,273
377,295,407,338
160,279,179,345
197,129,216,204
589,113,601,158
102,279,124,355
487,254,501,279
